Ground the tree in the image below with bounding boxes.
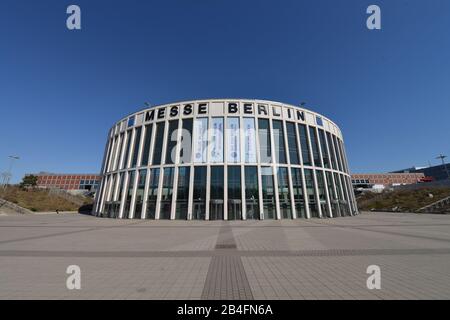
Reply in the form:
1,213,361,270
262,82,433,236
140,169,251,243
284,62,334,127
20,175,38,189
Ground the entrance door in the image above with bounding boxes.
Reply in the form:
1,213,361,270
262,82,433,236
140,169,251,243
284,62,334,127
228,199,242,220
246,202,258,219
209,200,223,220
193,201,206,220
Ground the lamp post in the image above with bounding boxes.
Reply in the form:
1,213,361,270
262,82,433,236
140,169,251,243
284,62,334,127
436,154,450,180
1,156,20,188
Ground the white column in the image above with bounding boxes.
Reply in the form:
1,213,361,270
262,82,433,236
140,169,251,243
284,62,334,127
315,127,333,218
205,165,211,220
295,124,310,219
141,168,151,219
283,120,296,219
269,119,281,220
118,171,129,219
187,165,195,220
129,170,139,219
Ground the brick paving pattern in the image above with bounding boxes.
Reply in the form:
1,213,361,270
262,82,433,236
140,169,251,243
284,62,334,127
0,212,449,299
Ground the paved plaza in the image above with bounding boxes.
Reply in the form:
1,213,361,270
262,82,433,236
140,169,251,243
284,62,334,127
0,211,449,299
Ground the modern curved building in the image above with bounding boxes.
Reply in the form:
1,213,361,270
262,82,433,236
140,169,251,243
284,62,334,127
93,99,358,220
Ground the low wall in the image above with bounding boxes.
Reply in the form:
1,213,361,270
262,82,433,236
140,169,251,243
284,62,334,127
0,198,33,215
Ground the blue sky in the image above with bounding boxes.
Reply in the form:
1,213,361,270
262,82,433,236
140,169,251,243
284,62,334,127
1,0,449,182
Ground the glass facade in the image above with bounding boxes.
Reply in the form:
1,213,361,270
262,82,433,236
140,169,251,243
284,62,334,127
124,171,135,218
298,124,312,166
145,168,160,219
316,170,331,218
152,122,165,165
180,119,193,164
258,119,272,163
192,166,207,220
304,169,319,218
286,122,300,165
261,167,276,219
209,166,224,220
160,168,174,219
291,168,306,218
133,169,146,219
165,120,179,165
96,100,357,221
131,127,142,167
318,129,330,169
244,166,259,219
122,130,132,169
141,124,153,166
227,166,242,220
175,167,190,219
309,127,322,167
278,167,292,219
272,120,287,164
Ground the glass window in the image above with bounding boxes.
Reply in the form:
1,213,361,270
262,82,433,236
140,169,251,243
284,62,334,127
179,119,193,164
210,166,224,220
318,129,330,169
272,120,287,164
228,166,242,220
131,127,142,167
175,167,190,220
210,118,224,163
114,173,124,202
133,169,146,219
258,119,272,163
286,122,300,164
244,166,259,220
309,127,322,167
243,118,257,163
160,168,174,219
334,173,348,216
332,135,343,171
192,166,207,220
298,124,312,166
227,118,240,163
261,167,276,219
104,137,114,173
165,120,179,165
338,139,349,173
152,122,165,165
326,171,340,217
316,170,331,218
140,124,153,166
291,168,306,219
326,132,337,170
278,167,292,219
121,130,132,169
145,168,160,219
304,169,319,217
124,171,136,218
114,133,124,170
342,175,354,215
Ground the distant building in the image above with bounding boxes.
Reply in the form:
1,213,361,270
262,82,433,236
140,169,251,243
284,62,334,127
391,164,450,181
31,173,100,191
351,173,425,188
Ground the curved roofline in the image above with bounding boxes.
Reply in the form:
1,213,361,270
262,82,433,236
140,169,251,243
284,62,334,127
111,98,342,136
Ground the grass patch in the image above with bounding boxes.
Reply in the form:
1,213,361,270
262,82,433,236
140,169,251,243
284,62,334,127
0,186,93,212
